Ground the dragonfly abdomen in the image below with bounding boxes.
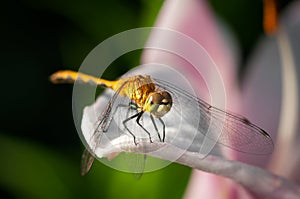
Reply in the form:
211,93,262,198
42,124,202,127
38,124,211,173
50,70,118,88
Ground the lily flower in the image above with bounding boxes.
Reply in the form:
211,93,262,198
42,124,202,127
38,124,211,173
78,0,300,198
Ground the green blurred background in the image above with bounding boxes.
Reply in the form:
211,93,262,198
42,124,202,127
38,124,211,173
0,0,293,198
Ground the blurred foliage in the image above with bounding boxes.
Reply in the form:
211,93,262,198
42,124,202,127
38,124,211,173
0,0,294,199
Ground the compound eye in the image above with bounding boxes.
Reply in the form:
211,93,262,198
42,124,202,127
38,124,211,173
160,91,172,105
151,93,163,104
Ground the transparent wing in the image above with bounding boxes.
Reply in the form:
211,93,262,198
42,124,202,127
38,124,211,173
80,82,129,175
80,149,95,176
153,78,274,155
124,153,146,179
81,80,149,175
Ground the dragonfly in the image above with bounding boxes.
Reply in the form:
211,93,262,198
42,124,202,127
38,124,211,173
50,70,274,175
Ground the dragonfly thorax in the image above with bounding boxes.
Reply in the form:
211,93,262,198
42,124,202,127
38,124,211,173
143,91,172,118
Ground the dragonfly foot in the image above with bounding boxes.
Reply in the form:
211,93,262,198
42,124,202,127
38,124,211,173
157,134,162,142
149,137,153,143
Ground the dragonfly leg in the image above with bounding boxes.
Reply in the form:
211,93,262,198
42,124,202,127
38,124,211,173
102,103,136,132
128,101,138,108
123,110,154,144
150,115,162,142
125,101,138,119
136,112,153,143
123,112,140,145
158,118,166,142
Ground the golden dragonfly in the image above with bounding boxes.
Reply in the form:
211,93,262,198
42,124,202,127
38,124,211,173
50,70,274,175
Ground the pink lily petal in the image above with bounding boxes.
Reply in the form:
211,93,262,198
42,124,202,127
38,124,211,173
242,0,300,182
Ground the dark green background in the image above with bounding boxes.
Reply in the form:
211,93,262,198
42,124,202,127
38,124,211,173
0,0,292,198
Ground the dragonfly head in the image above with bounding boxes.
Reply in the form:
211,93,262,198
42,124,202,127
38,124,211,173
144,91,172,118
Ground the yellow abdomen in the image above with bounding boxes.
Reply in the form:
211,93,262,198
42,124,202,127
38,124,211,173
50,71,156,108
